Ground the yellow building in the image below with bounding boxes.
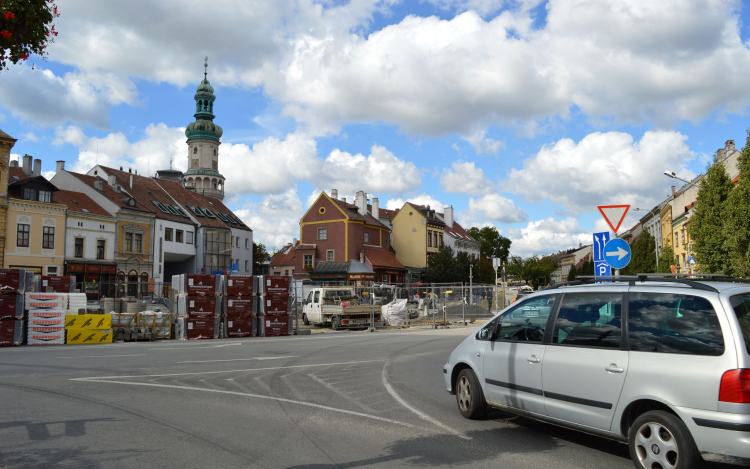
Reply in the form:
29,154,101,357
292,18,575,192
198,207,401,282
391,202,446,281
0,129,15,268
4,161,66,275
659,200,674,264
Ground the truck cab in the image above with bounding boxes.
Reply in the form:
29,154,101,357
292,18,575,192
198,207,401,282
302,287,379,329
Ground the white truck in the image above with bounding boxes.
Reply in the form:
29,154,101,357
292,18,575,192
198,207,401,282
301,287,380,330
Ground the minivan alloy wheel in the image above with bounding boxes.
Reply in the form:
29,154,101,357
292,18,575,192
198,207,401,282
457,375,471,412
635,422,678,469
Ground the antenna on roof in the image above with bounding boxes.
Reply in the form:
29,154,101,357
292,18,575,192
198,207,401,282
169,152,173,170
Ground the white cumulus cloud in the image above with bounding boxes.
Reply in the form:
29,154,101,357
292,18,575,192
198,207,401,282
440,161,494,194
507,217,591,257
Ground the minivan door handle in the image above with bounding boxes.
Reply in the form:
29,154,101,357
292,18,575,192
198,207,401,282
605,364,624,373
528,355,541,364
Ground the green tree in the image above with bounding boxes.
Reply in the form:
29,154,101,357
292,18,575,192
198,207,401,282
468,226,512,284
567,264,578,281
723,129,750,277
688,155,734,273
425,245,458,283
252,243,270,275
622,232,657,275
656,246,676,273
0,0,60,69
506,255,558,289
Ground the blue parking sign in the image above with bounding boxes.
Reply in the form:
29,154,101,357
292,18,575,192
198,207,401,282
593,232,612,281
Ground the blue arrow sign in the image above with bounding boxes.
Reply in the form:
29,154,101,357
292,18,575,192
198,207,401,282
603,238,631,270
592,232,611,281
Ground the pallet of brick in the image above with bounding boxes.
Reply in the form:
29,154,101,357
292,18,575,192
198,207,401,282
185,274,220,296
184,317,218,340
27,326,65,345
226,296,253,316
254,276,290,296
264,315,290,337
227,275,253,297
0,293,24,320
258,295,292,316
171,275,185,295
0,319,23,346
225,315,253,338
186,296,218,317
25,293,68,311
36,275,75,293
252,315,265,337
0,268,27,294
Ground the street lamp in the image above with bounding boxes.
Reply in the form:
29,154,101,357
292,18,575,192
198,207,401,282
664,171,699,190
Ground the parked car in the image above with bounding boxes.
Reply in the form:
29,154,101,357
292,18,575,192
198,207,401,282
444,276,750,468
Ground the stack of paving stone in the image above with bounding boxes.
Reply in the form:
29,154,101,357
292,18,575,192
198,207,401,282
254,276,293,337
224,275,253,338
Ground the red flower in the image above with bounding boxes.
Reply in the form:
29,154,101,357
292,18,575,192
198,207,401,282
19,52,28,61
0,30,11,39
3,12,15,20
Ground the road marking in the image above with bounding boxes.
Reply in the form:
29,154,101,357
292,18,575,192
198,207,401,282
71,359,385,381
177,356,295,364
75,378,417,429
381,359,471,440
55,354,147,359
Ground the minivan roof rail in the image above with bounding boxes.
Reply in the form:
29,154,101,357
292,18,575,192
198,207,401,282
544,275,719,293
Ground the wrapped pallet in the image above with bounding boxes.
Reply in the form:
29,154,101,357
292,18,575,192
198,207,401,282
27,326,65,345
25,293,68,311
39,275,75,293
67,293,88,314
28,310,66,328
0,319,23,346
0,268,27,293
0,293,24,320
185,274,220,296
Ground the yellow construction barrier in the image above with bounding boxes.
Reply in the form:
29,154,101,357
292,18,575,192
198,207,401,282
65,314,112,330
66,329,113,345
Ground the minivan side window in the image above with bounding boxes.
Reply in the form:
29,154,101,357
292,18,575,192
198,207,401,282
729,294,750,354
313,291,320,304
495,294,556,343
552,293,622,348
628,293,724,356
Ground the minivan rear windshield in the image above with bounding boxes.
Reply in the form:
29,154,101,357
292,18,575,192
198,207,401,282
729,294,750,354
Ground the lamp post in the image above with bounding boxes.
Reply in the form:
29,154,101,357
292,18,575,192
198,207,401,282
664,171,700,190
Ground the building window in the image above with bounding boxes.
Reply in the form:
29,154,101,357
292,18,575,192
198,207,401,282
245,238,249,249
39,190,52,203
318,227,327,240
134,233,143,253
675,233,679,247
427,230,432,247
16,224,29,248
165,228,173,242
304,254,313,268
434,232,438,247
236,236,240,248
97,240,105,259
364,232,370,244
439,233,443,247
245,260,249,272
284,269,289,276
125,233,133,252
176,230,183,243
75,238,84,258
681,230,685,244
186,231,194,244
42,227,55,249
193,147,197,154
327,250,335,261
23,188,36,201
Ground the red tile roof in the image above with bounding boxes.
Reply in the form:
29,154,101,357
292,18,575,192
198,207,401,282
365,247,406,270
366,204,398,220
8,167,29,181
53,190,112,217
331,199,389,229
436,214,477,243
68,172,151,212
270,243,297,267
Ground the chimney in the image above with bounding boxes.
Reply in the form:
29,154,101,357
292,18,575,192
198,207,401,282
128,168,132,173
94,180,103,191
360,250,365,263
129,174,133,188
372,197,379,219
292,238,298,246
108,174,116,186
579,243,582,248
355,190,367,215
444,206,454,228
113,184,121,193
55,160,65,173
726,140,736,153
22,155,32,176
671,185,676,196
331,189,338,200
342,197,346,203
32,159,41,177
9,159,18,167
120,166,123,171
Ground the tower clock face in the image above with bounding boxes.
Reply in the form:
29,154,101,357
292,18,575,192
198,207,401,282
212,161,217,170
192,159,198,168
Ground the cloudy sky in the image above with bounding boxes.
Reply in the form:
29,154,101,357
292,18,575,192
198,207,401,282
2,0,749,256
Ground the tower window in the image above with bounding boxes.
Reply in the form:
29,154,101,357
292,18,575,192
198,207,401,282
213,149,216,155
193,147,197,154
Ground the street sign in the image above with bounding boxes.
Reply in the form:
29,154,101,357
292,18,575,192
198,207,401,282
603,238,632,270
687,256,696,266
597,205,630,233
593,232,611,280
492,258,501,270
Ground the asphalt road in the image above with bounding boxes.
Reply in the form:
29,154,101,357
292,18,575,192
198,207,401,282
0,328,737,469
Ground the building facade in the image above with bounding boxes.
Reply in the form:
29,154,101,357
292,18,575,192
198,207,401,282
0,129,15,268
391,202,446,282
5,161,67,275
437,206,480,258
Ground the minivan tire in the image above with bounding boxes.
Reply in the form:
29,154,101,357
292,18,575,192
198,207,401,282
628,410,699,469
455,368,486,420
303,314,309,326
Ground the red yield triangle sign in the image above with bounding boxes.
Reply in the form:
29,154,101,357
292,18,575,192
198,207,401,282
597,205,630,233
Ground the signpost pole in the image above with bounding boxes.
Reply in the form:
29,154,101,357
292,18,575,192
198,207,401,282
502,262,507,309
461,281,466,325
469,265,473,305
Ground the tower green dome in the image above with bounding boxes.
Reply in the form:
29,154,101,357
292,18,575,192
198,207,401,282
186,57,222,141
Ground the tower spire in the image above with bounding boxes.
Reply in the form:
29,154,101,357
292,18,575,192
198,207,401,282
204,56,208,80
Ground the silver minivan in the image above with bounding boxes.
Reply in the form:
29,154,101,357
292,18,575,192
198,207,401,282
443,277,750,468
